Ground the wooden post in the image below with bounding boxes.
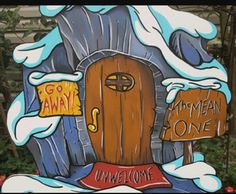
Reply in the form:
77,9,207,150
183,141,193,165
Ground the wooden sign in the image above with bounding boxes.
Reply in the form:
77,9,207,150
79,162,171,190
160,89,227,141
37,81,82,117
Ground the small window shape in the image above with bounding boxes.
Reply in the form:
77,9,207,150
105,72,135,92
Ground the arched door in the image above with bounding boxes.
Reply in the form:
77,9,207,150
85,54,156,165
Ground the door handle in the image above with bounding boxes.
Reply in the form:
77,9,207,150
87,107,100,133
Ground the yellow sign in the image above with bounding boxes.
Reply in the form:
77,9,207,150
37,81,82,117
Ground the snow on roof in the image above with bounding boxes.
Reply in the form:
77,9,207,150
29,71,83,86
13,27,62,68
13,5,231,104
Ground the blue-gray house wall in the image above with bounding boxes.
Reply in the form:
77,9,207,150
24,6,213,178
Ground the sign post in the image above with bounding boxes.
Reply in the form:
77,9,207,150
160,89,227,165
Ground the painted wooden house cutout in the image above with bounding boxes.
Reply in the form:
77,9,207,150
2,5,231,193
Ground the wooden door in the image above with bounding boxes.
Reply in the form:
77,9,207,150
85,54,156,165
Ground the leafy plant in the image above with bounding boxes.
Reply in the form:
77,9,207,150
0,6,235,193
195,137,236,192
0,134,36,176
0,6,36,177
0,7,21,70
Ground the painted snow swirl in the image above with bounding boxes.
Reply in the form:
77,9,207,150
13,26,62,68
7,92,61,146
5,6,226,193
2,152,221,193
28,71,83,86
19,5,229,104
6,70,84,146
10,5,231,146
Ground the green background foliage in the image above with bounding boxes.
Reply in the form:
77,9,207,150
0,5,235,193
0,134,36,176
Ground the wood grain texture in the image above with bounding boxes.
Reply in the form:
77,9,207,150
160,89,227,141
85,54,156,165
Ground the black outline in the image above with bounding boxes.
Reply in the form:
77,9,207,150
105,72,135,92
78,161,172,191
5,4,229,192
1,1,236,5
